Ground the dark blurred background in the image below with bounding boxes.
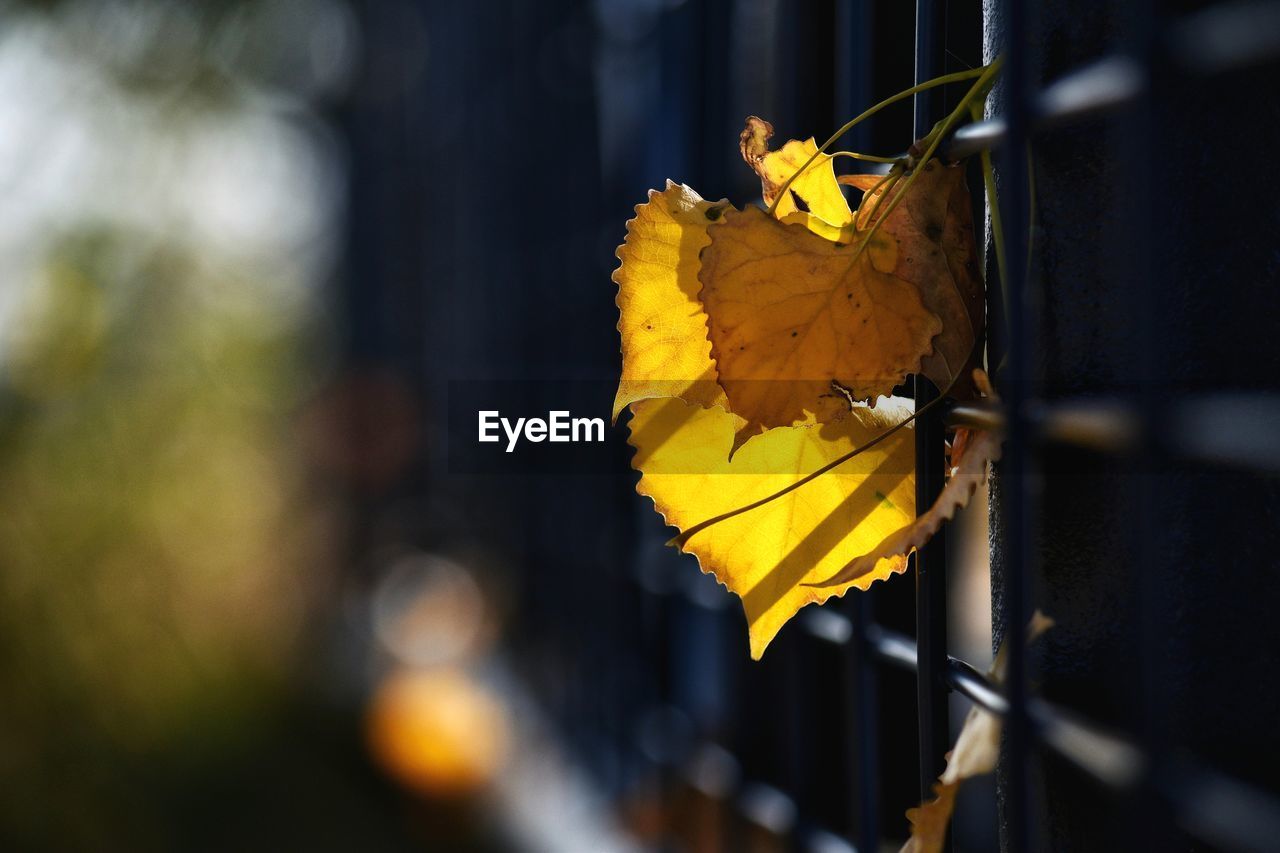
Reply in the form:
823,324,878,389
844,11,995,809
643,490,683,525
0,1,982,849
3,0,1278,851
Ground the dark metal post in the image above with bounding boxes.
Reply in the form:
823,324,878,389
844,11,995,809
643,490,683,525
837,2,884,849
913,0,952,814
993,0,1035,848
850,598,880,849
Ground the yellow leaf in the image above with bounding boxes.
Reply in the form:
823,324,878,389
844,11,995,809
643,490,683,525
848,161,984,395
811,369,1001,589
627,395,915,658
698,205,942,446
612,181,731,422
740,116,852,226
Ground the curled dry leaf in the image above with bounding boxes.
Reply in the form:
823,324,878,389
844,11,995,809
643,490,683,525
847,163,984,396
740,116,851,226
808,368,1002,590
627,395,915,659
699,206,942,449
612,181,730,422
902,611,1055,853
901,781,958,853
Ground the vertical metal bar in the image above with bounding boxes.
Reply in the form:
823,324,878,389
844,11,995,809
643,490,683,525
997,0,1034,848
1128,2,1177,847
851,597,881,849
836,0,873,155
837,2,881,849
913,391,951,801
913,0,951,814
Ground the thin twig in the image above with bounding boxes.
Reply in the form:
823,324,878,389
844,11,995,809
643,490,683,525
766,66,990,217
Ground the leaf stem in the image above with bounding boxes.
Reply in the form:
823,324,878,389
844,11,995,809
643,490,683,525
849,57,1003,261
973,101,1007,296
856,167,902,230
765,65,990,217
832,150,905,165
971,108,1037,373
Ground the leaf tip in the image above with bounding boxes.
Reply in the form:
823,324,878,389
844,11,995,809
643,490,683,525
739,116,773,165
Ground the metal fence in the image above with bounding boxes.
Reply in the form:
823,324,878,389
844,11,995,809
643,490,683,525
343,0,1280,848
625,1,1280,850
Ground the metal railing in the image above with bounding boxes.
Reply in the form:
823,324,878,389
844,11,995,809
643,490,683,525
632,1,1280,850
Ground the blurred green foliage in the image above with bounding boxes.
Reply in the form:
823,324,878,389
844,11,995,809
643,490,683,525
0,227,330,847
0,1,362,847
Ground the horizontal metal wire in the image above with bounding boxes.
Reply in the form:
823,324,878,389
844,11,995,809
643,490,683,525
1164,761,1280,853
1026,697,1144,790
805,828,858,853
672,737,858,852
818,619,1280,853
945,657,1008,714
944,398,1140,453
685,546,1280,851
1168,0,1280,74
810,615,1011,717
941,399,1006,433
863,621,918,669
942,56,1145,159
737,781,798,836
943,395,1280,473
1167,393,1280,473
941,1,1280,160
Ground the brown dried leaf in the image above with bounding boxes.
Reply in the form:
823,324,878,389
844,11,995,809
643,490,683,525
902,782,959,853
901,611,1055,853
698,206,941,448
847,162,984,396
